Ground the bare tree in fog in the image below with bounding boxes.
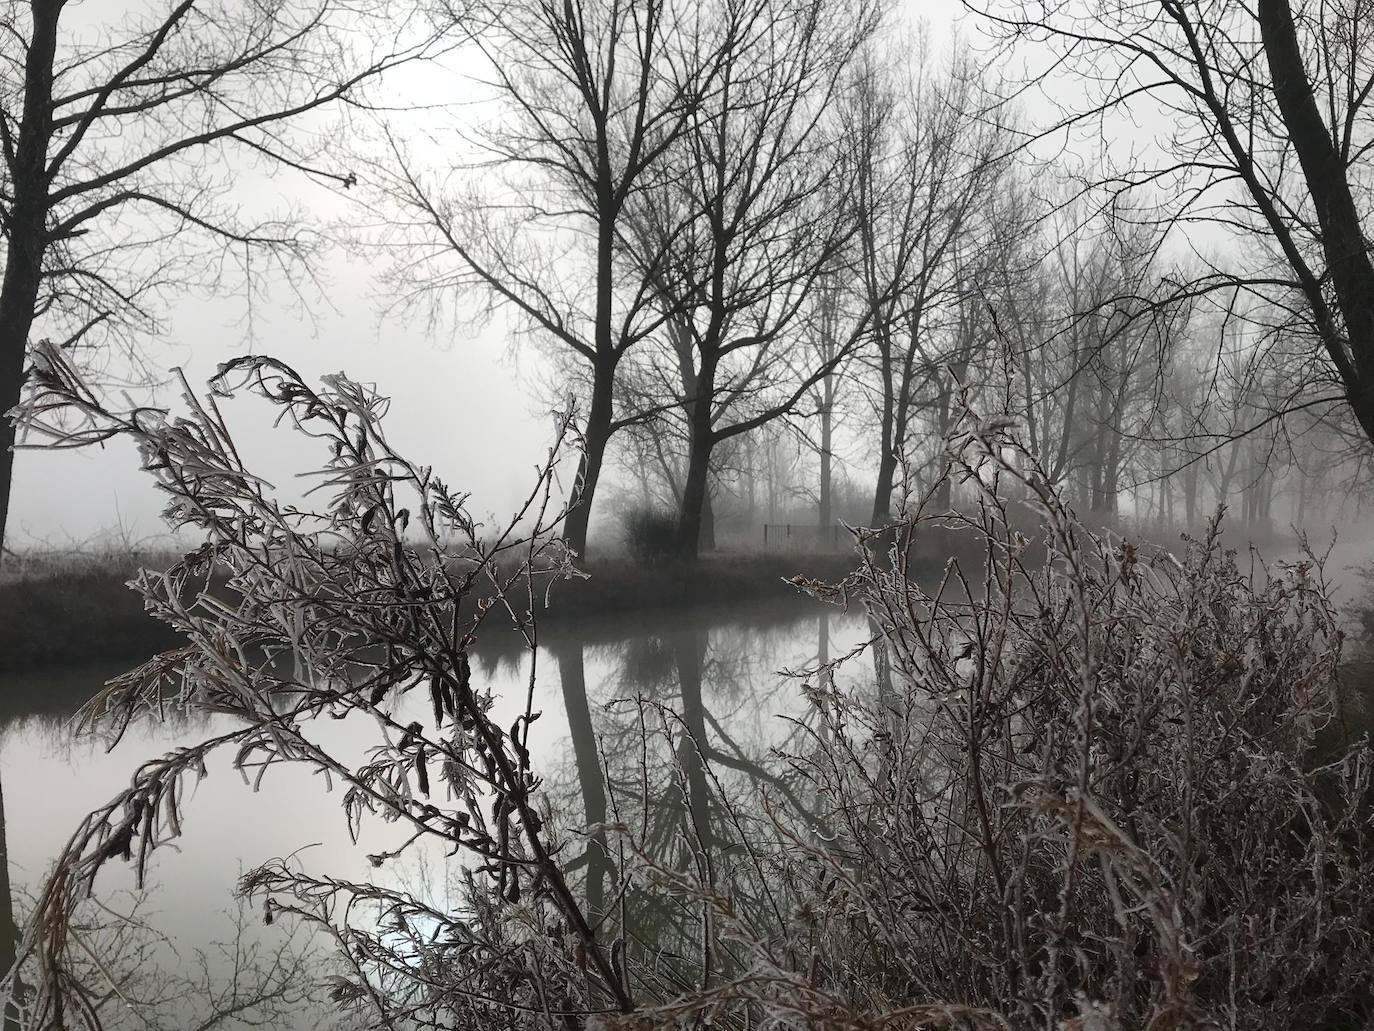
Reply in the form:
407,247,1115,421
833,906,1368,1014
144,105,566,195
372,0,713,558
972,190,1189,522
802,273,847,534
979,0,1374,452
616,0,878,556
0,0,435,554
611,282,844,550
846,44,1006,525
1064,213,1180,519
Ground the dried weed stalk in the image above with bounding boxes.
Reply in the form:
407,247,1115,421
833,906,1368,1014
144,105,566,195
10,342,630,1029
598,420,1374,1030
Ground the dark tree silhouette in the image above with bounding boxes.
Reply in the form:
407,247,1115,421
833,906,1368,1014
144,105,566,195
0,0,435,551
847,45,1006,524
978,0,1374,450
373,0,709,558
618,0,879,556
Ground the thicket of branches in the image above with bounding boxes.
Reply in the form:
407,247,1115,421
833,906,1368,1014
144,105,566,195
362,0,1374,556
0,0,441,552
5,0,1372,560
9,887,347,1031
9,343,1374,1029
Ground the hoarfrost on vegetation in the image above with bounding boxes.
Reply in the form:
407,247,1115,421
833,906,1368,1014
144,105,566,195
9,343,1374,1030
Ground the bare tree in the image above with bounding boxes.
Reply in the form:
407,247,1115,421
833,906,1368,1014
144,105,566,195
976,0,1374,454
1066,215,1178,519
617,0,879,557
974,184,1192,523
371,0,711,557
806,276,846,535
0,0,436,553
847,43,1006,525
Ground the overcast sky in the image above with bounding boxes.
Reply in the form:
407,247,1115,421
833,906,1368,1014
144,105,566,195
10,251,551,547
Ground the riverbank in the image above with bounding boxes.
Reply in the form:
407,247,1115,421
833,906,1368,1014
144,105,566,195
0,513,1338,675
0,548,889,673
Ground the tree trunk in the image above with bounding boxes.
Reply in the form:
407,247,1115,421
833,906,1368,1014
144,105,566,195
870,335,896,526
1183,457,1199,526
672,629,712,849
1047,371,1080,484
744,435,757,531
1216,442,1240,509
675,362,716,557
1088,421,1115,518
561,190,625,561
1158,449,1173,528
676,431,713,558
0,1,61,555
1100,429,1122,519
562,358,615,558
871,447,897,527
766,438,778,524
818,369,833,537
1294,469,1309,524
1259,0,1374,443
874,385,917,522
932,383,955,512
700,483,715,553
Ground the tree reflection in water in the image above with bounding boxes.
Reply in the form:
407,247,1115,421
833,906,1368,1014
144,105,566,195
552,639,611,918
542,608,855,1001
0,603,865,1028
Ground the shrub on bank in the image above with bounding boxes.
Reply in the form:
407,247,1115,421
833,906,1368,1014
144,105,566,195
621,506,679,560
627,436,1372,1030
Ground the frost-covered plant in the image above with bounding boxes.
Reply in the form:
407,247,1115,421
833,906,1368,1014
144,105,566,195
5,887,346,1031
12,344,1374,1031
594,421,1374,1030
9,342,631,1029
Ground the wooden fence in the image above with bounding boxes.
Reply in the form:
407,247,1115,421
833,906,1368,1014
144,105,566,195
761,522,848,552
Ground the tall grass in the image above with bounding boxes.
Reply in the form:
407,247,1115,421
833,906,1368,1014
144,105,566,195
0,551,182,670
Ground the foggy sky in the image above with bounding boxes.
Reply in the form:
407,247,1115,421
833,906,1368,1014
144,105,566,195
9,255,547,547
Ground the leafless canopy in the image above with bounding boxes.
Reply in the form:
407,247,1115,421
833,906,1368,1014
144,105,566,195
974,0,1374,448
0,0,444,550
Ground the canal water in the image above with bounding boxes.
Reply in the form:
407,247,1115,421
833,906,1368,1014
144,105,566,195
0,601,871,1029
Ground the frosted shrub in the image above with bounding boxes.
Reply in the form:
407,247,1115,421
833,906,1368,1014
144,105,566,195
11,347,1374,1030
9,343,630,1029
604,424,1374,1030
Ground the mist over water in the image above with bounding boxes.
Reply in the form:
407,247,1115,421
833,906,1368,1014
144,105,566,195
3,0,1374,1023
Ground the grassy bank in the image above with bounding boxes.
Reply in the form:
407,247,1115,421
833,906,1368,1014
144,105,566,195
0,513,1303,675
0,548,889,673
0,555,184,672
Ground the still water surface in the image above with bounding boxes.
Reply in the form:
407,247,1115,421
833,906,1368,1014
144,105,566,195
0,601,869,1028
